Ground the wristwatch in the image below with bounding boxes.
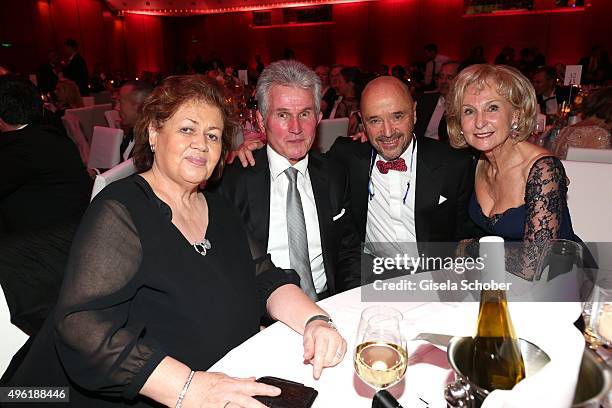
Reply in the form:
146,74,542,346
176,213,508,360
305,314,337,331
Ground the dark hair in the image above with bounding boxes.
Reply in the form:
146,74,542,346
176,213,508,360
122,80,154,104
582,86,612,124
65,39,78,49
0,75,43,125
340,66,365,100
132,75,236,182
425,43,438,53
533,66,557,81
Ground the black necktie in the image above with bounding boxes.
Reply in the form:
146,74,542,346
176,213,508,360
438,113,449,143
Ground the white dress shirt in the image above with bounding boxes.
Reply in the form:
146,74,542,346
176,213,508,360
424,95,446,140
329,95,343,119
365,140,419,259
266,146,326,293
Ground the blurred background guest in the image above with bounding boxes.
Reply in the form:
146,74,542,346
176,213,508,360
532,65,570,116
579,45,610,85
494,46,516,66
551,86,612,159
447,64,580,280
115,80,154,161
315,65,336,119
334,66,365,134
53,78,83,113
424,43,450,89
460,45,487,70
6,75,346,405
36,51,59,95
62,39,89,96
0,75,91,336
415,61,460,142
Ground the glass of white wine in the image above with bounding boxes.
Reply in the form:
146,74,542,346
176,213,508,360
354,313,408,393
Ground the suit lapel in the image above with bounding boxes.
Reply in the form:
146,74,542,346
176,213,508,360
246,148,271,246
415,139,444,242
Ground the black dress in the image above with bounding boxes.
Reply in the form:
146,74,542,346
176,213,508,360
5,175,299,406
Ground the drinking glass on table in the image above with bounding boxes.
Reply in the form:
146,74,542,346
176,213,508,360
354,306,407,408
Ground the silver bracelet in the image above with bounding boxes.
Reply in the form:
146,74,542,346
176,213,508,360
305,314,337,331
175,370,195,408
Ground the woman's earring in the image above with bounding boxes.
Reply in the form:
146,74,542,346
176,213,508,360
150,145,155,153
511,122,519,130
460,130,464,136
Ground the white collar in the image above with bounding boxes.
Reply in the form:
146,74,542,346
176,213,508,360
267,145,309,180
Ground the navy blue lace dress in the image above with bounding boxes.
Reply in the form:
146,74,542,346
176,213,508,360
469,156,578,279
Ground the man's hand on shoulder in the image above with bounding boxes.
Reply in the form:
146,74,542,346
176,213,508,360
226,139,265,167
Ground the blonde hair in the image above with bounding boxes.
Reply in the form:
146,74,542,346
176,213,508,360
446,64,537,149
56,79,83,108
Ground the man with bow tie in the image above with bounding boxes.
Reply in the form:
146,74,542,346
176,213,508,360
327,76,481,259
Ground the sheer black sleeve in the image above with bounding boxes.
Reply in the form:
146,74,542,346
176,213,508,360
53,199,167,400
510,156,568,279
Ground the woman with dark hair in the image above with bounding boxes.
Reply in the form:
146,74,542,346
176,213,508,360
6,75,346,407
334,66,365,134
551,86,612,159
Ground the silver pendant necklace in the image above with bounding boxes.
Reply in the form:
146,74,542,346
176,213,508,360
193,238,212,256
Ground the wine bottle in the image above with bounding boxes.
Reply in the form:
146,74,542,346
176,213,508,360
470,237,525,391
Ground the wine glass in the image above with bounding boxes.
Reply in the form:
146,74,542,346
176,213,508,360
354,313,407,393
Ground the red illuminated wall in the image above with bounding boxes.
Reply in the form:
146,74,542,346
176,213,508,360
1,0,611,77
0,0,169,77
169,0,612,70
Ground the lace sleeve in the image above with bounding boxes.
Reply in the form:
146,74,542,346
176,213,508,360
53,199,167,400
511,156,568,279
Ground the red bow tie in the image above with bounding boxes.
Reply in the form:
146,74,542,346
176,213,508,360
376,158,407,174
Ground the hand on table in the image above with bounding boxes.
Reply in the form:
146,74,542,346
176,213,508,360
182,372,280,408
226,139,265,167
303,320,347,379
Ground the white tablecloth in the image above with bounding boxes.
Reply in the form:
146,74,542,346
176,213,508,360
210,282,585,407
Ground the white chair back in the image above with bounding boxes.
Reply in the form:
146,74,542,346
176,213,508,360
91,158,137,201
88,126,124,170
315,118,349,153
104,110,121,129
65,103,112,144
0,285,29,376
62,114,90,165
82,96,95,107
563,160,612,241
566,147,612,164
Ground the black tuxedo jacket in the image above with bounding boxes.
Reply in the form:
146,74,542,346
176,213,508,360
327,137,480,246
64,53,89,96
414,92,449,142
537,86,571,113
215,148,362,293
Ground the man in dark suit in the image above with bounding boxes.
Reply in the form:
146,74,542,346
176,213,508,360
116,80,153,161
532,66,570,116
414,61,459,143
62,39,89,96
217,60,361,299
327,76,479,259
0,76,92,336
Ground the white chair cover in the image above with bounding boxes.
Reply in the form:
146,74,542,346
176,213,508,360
88,126,124,170
65,103,112,144
315,118,349,153
62,114,90,165
91,158,137,201
566,147,612,164
0,285,29,376
104,110,121,129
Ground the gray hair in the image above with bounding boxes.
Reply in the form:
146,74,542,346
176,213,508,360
256,60,321,119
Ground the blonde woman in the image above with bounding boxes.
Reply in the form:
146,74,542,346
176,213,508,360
446,64,579,279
